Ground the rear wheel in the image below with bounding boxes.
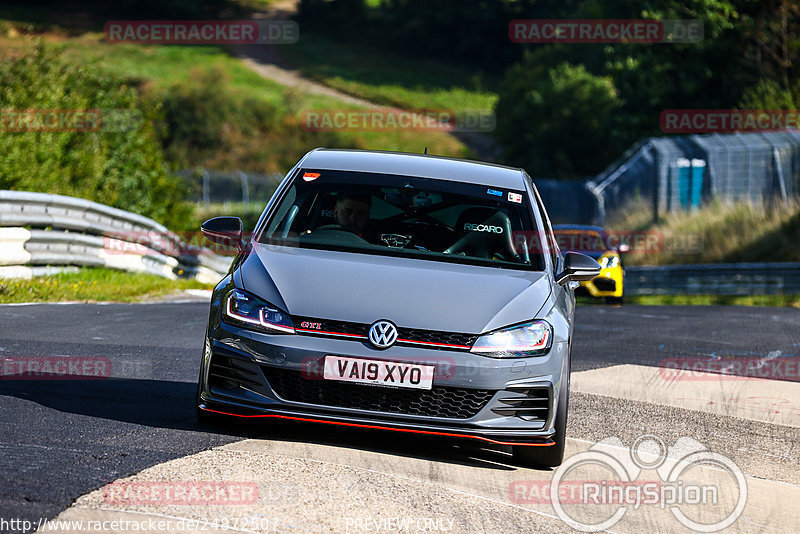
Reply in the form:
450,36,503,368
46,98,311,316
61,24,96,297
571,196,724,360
605,295,624,305
513,372,569,469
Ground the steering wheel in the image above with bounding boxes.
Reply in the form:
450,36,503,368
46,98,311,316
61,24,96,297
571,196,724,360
379,233,414,248
315,223,361,235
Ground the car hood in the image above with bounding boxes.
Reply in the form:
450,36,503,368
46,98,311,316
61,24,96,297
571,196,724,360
238,244,551,334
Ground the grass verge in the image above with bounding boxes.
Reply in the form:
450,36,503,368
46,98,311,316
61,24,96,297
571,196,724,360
578,294,800,307
0,268,212,304
607,198,800,265
60,37,469,161
0,30,470,175
279,34,497,113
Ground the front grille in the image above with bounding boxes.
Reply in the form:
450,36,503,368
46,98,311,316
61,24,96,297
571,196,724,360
593,277,616,292
208,353,264,391
398,327,478,348
293,316,478,350
297,318,365,337
262,367,494,419
491,386,550,423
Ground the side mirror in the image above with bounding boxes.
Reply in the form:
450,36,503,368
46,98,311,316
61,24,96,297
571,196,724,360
556,252,601,285
201,217,244,251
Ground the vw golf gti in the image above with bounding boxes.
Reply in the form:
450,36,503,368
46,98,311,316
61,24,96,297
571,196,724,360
196,148,600,467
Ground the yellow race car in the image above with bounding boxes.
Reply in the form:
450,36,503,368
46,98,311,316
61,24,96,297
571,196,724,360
553,225,625,303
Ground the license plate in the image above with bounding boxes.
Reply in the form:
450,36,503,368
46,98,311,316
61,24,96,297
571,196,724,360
323,355,434,390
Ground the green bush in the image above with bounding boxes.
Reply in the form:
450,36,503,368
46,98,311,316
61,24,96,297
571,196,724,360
157,66,347,174
495,61,622,178
0,42,191,229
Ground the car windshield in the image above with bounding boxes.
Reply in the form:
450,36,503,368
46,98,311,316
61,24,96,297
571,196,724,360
258,169,545,270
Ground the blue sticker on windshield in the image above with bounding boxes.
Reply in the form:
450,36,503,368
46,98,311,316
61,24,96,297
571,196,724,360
487,188,503,197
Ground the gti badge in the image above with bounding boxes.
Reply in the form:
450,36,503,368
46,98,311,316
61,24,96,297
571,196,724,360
368,320,398,349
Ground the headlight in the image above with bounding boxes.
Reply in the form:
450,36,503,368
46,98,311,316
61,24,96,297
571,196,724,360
223,289,295,334
470,320,552,358
600,255,619,269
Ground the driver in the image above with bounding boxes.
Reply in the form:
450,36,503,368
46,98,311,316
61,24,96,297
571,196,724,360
334,193,372,236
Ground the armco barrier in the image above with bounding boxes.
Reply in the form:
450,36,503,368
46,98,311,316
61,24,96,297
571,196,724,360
0,190,233,283
4,191,797,295
625,262,800,296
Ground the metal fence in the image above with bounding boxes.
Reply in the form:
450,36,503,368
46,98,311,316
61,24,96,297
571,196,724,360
588,130,800,224
533,178,598,224
176,169,283,207
0,190,232,282
625,262,800,296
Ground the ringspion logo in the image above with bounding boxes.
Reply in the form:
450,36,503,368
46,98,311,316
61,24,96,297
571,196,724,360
515,434,747,532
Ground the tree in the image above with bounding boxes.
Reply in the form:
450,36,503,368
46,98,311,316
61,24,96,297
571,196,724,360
495,61,622,178
0,42,190,229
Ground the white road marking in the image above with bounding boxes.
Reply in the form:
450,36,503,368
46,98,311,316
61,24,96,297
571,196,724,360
40,434,800,533
572,363,800,427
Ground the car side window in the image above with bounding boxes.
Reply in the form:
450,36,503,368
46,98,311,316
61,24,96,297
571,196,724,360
529,181,560,273
265,186,297,237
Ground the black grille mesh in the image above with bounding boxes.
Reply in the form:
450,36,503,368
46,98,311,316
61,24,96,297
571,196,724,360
262,366,494,419
593,278,617,292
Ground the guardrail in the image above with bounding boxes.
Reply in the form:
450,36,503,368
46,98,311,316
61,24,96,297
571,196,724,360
3,190,797,295
0,190,233,283
625,263,800,296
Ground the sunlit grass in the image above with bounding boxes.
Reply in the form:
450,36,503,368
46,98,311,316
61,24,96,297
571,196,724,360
279,34,498,113
0,268,211,303
2,30,470,163
607,198,800,266
578,294,800,307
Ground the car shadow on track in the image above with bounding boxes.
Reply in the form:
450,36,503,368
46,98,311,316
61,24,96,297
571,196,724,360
0,377,527,471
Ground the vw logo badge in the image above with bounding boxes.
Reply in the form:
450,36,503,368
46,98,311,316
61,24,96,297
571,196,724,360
368,320,398,349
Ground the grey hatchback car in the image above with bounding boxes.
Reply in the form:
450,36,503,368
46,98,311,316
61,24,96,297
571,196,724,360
196,148,600,467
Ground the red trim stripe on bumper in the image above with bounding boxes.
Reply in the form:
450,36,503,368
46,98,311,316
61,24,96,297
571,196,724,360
200,406,555,447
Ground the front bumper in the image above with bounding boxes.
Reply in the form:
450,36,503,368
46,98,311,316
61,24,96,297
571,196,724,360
199,320,568,446
579,267,624,298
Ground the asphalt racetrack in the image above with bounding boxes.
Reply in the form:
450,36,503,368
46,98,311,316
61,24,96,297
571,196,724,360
0,301,798,533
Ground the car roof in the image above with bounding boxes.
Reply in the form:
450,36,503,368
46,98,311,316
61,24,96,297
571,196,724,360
299,148,527,190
